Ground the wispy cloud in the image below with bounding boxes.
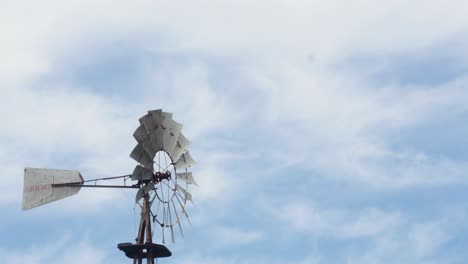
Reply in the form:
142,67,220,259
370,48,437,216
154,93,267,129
209,227,264,248
272,200,402,239
0,233,108,264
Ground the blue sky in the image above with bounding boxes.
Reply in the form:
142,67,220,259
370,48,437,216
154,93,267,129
1,1,468,263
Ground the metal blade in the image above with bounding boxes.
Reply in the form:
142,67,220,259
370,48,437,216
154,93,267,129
174,151,196,170
149,128,164,152
140,110,169,149
145,109,172,130
175,194,191,225
162,206,166,244
170,225,175,243
171,200,184,238
176,184,192,202
139,113,157,133
169,133,191,162
148,109,164,128
130,144,153,169
176,172,198,186
135,183,154,204
133,125,148,143
162,119,183,155
142,139,156,159
133,126,156,158
160,111,173,125
168,202,175,243
140,109,171,130
131,165,153,181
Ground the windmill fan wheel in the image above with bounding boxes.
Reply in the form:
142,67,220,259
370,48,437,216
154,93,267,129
130,109,197,244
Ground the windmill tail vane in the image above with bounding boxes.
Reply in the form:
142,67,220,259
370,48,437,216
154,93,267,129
21,109,197,264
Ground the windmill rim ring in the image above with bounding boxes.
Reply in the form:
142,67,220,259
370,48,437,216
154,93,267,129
153,150,178,205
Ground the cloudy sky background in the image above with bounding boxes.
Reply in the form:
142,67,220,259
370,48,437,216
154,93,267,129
1,1,468,263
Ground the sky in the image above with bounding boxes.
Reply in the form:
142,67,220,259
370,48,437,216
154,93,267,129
1,1,468,263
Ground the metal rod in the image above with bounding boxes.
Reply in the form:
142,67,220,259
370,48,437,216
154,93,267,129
82,174,131,183
52,183,139,189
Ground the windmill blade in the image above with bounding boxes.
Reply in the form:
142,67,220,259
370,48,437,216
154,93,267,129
162,119,183,155
22,168,83,210
130,144,153,169
168,202,175,243
138,109,186,158
162,206,166,244
169,133,191,162
140,110,166,147
148,109,174,126
174,151,196,170
176,172,198,186
148,109,164,126
170,225,175,243
141,139,156,160
133,126,156,158
135,183,155,204
139,113,157,133
176,184,193,202
171,200,184,238
131,165,153,181
140,109,171,133
146,109,173,130
133,125,148,143
175,193,191,225
141,110,163,152
148,128,164,152
159,111,173,125
146,111,181,154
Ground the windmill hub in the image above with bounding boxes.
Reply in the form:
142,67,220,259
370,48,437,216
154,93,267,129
153,171,171,182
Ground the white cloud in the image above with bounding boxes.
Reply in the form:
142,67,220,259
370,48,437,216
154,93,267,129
274,200,402,239
251,59,468,187
409,220,452,258
3,0,467,79
209,227,264,248
268,198,467,263
173,253,320,264
2,0,468,192
346,220,457,264
0,234,107,264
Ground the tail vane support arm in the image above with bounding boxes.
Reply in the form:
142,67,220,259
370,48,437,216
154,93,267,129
52,174,139,189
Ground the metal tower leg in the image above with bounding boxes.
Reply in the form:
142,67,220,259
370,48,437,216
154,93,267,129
118,195,171,263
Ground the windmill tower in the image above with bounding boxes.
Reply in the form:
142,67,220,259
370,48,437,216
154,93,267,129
22,109,197,263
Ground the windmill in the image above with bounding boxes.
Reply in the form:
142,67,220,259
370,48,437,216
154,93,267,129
22,109,197,264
